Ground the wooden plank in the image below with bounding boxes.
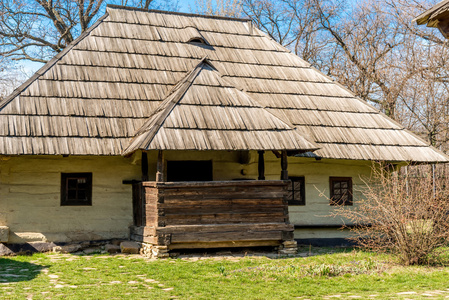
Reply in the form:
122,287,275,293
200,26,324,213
162,191,285,201
165,216,285,225
168,240,282,249
159,199,285,207
170,230,283,243
164,212,285,219
163,206,286,215
156,223,293,234
150,180,288,188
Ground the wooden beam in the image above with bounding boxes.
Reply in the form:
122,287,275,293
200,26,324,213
258,150,265,180
156,150,164,182
141,151,149,181
281,150,288,180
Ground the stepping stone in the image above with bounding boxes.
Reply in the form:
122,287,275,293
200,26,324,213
120,241,140,254
105,244,121,254
397,292,417,295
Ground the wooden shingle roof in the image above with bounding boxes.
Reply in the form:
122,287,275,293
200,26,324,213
0,5,447,162
413,0,449,27
122,58,318,155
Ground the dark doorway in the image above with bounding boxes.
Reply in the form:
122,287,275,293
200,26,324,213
167,160,213,181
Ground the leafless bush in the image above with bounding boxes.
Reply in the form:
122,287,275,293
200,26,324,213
335,163,449,265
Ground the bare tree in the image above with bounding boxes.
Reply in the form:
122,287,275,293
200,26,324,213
242,0,328,63
0,0,177,64
193,0,242,17
240,0,449,149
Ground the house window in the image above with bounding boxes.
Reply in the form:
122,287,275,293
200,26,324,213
61,173,92,206
287,177,305,205
330,177,352,206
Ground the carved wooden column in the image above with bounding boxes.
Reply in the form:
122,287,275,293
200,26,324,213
281,150,288,180
258,150,265,180
156,150,164,182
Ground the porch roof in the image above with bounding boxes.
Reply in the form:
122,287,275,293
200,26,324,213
122,59,318,155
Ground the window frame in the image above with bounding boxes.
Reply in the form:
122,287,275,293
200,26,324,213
329,177,353,206
287,176,306,206
61,173,93,206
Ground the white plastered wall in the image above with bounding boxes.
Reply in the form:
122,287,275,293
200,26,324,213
0,150,378,243
0,155,141,243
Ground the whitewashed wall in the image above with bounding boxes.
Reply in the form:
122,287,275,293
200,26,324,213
0,155,140,243
0,150,376,243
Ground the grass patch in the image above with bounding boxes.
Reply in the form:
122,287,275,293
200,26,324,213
1,248,449,299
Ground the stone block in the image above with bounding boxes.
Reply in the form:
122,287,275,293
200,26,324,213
157,253,170,258
83,248,101,255
111,239,125,246
53,244,81,253
0,226,9,242
29,242,57,253
283,240,297,247
0,243,15,256
105,244,121,254
120,241,140,254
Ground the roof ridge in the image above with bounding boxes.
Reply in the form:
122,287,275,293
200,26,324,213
122,57,319,155
122,57,207,156
106,4,251,23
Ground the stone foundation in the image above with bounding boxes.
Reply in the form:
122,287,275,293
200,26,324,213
141,243,170,258
278,240,298,255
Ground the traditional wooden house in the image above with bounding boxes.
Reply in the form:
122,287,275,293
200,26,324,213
414,0,449,38
0,6,447,252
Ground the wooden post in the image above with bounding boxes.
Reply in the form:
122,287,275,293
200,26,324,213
141,151,149,181
258,151,265,180
156,150,164,182
281,150,288,180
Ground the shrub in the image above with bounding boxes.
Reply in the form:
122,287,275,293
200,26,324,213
335,164,449,265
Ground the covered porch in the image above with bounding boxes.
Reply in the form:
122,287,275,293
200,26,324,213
121,59,319,255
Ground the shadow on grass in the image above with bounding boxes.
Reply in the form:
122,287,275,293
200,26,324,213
0,258,48,283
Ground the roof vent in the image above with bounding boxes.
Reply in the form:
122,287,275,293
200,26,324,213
184,27,209,45
188,37,207,44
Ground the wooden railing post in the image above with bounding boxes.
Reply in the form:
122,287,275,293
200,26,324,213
141,151,149,181
281,150,288,180
258,150,265,180
156,150,164,182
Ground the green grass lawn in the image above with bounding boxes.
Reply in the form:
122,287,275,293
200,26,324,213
1,247,449,299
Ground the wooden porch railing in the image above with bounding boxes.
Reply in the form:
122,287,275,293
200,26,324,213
130,180,294,249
